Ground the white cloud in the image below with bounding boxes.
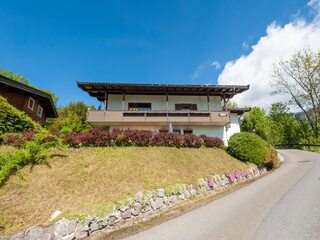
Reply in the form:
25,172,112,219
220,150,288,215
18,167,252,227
191,64,205,80
218,0,320,110
211,60,221,70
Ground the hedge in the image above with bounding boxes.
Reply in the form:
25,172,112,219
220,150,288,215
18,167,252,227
227,132,279,168
63,128,224,148
0,96,42,134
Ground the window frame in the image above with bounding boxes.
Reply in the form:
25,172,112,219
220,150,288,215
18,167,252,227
173,129,181,135
37,105,43,117
128,102,152,111
175,103,198,111
27,97,35,111
183,129,193,135
159,129,169,133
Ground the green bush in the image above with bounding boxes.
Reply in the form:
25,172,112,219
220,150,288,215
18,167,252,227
0,96,42,134
227,132,278,167
0,133,61,185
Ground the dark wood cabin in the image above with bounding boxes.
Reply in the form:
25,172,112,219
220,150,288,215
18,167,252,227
0,74,57,125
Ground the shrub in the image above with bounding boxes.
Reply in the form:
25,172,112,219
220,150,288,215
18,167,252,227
265,147,280,170
122,129,154,146
1,131,61,149
0,140,52,185
182,134,203,148
227,132,277,167
1,133,24,147
152,132,182,147
64,128,110,147
21,130,37,141
63,128,225,149
200,135,224,148
63,132,82,147
81,128,111,147
0,96,42,134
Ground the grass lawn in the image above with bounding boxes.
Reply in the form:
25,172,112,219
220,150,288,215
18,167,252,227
0,146,248,235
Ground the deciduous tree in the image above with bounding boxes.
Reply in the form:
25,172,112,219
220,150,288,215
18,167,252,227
272,49,320,137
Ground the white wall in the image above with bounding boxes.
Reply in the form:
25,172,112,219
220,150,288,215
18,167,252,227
226,113,241,141
107,94,222,111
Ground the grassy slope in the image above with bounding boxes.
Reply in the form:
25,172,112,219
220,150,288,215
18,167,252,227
0,147,248,235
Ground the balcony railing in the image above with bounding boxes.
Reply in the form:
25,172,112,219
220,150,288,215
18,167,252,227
87,110,230,126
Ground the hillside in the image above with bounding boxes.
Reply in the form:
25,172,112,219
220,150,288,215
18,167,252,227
0,146,248,235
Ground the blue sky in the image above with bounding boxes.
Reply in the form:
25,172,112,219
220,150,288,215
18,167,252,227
0,0,309,107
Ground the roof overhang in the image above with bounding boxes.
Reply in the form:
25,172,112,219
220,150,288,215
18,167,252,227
0,74,58,118
77,82,250,101
229,107,251,115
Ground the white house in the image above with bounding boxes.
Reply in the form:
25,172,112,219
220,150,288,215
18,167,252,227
78,82,250,145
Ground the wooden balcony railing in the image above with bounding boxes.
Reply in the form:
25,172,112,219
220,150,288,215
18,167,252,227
87,110,230,126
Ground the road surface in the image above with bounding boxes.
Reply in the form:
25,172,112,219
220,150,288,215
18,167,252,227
126,150,320,240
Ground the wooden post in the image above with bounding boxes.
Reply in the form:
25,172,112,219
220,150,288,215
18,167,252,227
207,94,210,111
104,92,108,110
166,93,169,120
166,93,169,111
207,94,212,122
122,92,125,111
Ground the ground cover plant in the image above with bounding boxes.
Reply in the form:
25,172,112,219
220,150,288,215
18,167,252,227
63,128,224,148
0,131,62,186
0,146,248,235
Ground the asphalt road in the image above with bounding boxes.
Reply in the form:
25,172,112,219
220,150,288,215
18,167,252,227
126,150,320,240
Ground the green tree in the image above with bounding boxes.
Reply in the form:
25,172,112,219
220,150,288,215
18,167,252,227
46,101,94,134
272,49,320,137
241,107,271,142
269,102,302,144
226,101,238,109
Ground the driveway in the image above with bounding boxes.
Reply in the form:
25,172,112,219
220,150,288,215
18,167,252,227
126,150,320,240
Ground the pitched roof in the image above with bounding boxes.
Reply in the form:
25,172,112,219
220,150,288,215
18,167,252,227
77,81,250,101
0,74,58,118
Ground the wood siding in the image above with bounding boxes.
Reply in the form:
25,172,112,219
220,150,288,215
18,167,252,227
0,87,47,125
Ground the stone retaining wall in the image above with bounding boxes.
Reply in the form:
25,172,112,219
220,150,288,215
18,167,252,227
3,166,267,240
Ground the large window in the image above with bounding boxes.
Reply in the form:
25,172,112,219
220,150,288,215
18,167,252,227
173,129,181,135
183,129,193,135
175,103,197,111
128,102,152,111
27,97,35,110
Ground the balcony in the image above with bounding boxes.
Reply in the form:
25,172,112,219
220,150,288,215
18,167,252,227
87,110,230,127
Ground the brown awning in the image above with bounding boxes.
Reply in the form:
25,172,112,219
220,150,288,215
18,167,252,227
77,82,250,101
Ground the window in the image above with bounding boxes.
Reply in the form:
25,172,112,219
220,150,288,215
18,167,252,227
27,97,35,110
173,129,181,135
183,129,193,135
37,105,43,117
159,129,169,133
128,102,152,111
175,104,197,111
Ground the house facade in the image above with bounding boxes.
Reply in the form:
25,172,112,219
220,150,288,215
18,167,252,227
78,82,250,144
0,74,58,125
